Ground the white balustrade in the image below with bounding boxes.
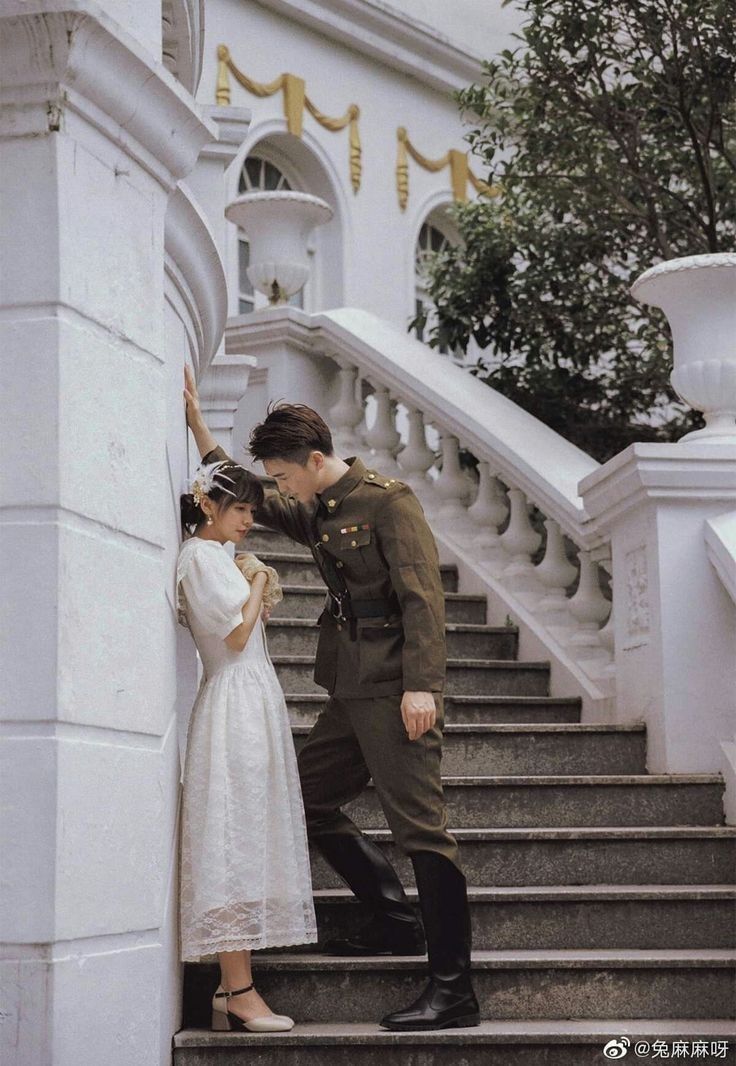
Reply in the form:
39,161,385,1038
467,462,509,568
328,360,364,457
397,407,436,490
364,384,401,470
534,519,578,625
567,550,611,658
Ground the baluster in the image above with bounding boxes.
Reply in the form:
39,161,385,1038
364,384,401,471
467,462,508,568
534,519,578,624
328,359,364,457
567,550,611,657
397,407,435,490
499,487,543,592
434,433,473,522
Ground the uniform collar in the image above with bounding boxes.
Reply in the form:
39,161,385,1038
317,456,366,514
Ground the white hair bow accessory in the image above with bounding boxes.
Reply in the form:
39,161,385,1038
190,461,238,507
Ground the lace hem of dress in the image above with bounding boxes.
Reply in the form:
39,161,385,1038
181,928,318,963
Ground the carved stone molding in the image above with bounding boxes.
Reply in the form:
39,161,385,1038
0,2,214,190
165,183,228,374
624,545,650,648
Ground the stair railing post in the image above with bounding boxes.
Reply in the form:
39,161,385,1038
580,253,736,795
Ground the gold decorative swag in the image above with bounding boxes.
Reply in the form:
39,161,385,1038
216,45,361,194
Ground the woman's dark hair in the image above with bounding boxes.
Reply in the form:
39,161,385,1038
249,402,334,465
180,462,264,535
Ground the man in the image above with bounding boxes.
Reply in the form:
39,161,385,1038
184,367,479,1031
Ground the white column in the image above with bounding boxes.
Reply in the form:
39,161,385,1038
0,7,215,1066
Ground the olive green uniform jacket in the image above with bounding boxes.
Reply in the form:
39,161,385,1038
204,447,446,699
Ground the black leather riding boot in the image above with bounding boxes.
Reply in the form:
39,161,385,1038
380,851,480,1030
315,833,425,956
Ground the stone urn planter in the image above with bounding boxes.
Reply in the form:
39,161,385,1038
225,190,333,307
631,253,736,442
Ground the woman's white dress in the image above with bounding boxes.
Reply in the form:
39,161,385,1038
176,536,317,962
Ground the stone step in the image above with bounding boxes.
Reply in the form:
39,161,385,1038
306,885,736,952
271,586,487,624
308,827,736,889
292,723,647,776
175,1019,736,1066
272,656,550,696
255,551,459,592
286,694,583,726
181,950,736,1026
342,775,725,830
268,618,518,660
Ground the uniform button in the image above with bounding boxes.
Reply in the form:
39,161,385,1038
321,533,330,542
351,539,357,547
384,481,391,487
367,473,375,479
328,498,337,508
337,623,343,632
336,561,344,568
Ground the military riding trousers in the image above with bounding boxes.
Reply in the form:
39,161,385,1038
297,692,461,870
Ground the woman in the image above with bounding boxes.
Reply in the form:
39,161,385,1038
177,459,316,1032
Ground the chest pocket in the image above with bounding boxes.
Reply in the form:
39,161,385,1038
338,529,372,551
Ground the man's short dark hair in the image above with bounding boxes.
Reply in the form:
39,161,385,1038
249,402,334,465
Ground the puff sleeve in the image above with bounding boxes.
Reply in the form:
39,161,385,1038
177,542,250,638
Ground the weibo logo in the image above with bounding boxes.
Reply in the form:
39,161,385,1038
603,1038,631,1059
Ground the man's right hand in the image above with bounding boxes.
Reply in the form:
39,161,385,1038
183,364,217,459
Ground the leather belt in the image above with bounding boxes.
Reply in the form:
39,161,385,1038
326,592,400,639
326,593,399,622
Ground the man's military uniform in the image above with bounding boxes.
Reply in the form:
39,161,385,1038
204,447,478,1031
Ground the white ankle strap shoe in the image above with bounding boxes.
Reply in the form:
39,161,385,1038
211,983,295,1032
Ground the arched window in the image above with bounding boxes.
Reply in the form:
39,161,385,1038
413,219,463,360
236,156,304,314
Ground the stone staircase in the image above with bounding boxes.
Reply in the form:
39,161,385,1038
174,525,736,1065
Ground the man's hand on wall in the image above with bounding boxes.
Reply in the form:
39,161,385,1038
183,364,217,459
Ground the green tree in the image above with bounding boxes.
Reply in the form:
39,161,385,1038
416,0,736,461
